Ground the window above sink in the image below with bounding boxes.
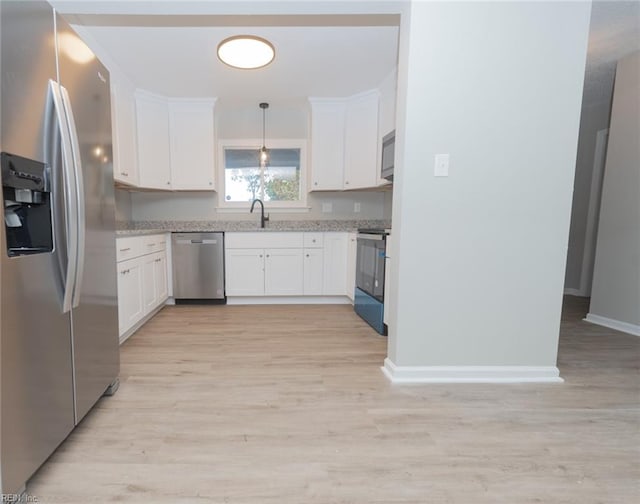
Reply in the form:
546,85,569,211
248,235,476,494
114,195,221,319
217,139,308,210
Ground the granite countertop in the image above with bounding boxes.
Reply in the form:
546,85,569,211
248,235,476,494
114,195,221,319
116,219,390,236
116,229,168,237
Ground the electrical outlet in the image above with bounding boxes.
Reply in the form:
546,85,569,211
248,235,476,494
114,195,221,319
322,202,333,213
354,202,361,213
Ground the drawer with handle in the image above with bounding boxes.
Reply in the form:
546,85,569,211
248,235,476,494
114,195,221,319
116,237,143,262
303,232,324,248
143,234,167,252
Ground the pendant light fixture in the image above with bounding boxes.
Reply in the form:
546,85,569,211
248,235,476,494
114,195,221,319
259,102,269,167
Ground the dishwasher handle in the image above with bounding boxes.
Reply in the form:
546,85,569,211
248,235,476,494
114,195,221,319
175,239,218,245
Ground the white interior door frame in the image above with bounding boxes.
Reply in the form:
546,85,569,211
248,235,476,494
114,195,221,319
580,128,609,296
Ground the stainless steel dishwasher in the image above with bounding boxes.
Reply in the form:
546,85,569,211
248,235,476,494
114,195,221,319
172,232,225,302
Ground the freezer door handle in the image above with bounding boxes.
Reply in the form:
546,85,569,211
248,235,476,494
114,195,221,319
60,85,85,308
48,80,77,314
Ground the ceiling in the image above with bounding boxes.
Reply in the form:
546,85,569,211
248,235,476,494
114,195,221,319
582,1,640,107
58,1,638,110
67,14,400,106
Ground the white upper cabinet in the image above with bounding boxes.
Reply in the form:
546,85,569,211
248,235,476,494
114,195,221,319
169,99,216,190
343,90,380,190
111,76,139,186
132,91,217,191
308,90,380,191
309,99,346,191
135,90,172,189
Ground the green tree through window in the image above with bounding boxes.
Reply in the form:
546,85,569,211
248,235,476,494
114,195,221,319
225,147,301,203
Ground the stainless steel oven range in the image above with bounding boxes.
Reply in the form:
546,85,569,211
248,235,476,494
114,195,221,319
354,228,390,335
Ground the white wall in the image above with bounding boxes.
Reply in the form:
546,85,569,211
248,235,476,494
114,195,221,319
587,51,640,335
129,189,385,221
114,188,132,221
216,102,307,140
386,1,591,379
382,189,393,221
377,68,397,140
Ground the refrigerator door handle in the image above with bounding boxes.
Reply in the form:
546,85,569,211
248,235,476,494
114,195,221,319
60,85,85,308
48,79,78,314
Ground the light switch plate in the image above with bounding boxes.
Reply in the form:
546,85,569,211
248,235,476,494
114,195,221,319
354,202,361,213
434,154,449,177
322,202,333,213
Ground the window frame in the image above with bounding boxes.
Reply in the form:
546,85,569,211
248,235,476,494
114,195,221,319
217,138,308,210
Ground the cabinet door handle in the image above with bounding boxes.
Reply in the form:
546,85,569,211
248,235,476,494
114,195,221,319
119,247,131,252
259,254,263,258
121,172,128,176
306,254,310,258
266,254,270,258
147,243,155,247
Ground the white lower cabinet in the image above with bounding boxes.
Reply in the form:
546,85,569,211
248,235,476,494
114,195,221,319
303,248,324,295
142,251,169,312
265,249,304,295
117,258,144,335
346,232,357,301
154,252,168,302
225,249,266,296
116,234,170,341
142,253,156,313
322,232,348,295
225,247,305,296
225,232,350,300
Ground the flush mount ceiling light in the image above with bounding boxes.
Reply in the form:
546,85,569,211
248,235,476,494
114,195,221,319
217,35,275,69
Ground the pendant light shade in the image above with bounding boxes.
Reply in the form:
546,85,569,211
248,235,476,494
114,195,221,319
217,35,275,69
259,102,269,167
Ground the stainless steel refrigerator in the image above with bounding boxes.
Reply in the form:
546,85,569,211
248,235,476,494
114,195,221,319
0,1,120,495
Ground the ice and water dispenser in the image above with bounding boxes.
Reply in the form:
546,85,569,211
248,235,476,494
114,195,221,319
1,152,53,256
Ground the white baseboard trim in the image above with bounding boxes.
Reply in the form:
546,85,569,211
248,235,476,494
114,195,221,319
584,313,640,337
564,287,588,297
226,296,351,305
381,358,563,384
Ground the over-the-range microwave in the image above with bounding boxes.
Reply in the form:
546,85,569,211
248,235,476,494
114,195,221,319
381,130,395,181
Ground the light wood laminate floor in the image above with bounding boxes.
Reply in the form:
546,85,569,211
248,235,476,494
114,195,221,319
28,297,639,503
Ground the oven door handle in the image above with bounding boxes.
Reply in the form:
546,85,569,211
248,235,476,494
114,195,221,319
357,233,385,241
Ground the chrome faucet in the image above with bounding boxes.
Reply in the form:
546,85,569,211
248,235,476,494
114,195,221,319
250,198,269,228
